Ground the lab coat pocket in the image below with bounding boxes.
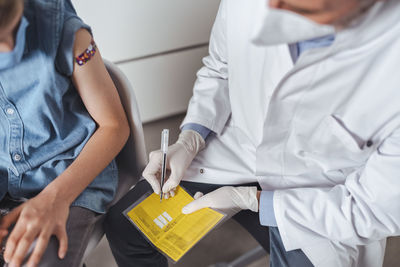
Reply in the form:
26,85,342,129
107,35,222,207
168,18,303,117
302,115,373,173
323,115,363,153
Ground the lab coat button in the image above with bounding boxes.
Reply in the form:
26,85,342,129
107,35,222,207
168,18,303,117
200,169,204,174
366,140,373,147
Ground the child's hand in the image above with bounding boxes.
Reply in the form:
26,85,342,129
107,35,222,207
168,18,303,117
0,192,70,267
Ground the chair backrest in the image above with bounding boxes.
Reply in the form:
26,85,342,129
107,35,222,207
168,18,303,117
82,60,147,263
104,59,147,204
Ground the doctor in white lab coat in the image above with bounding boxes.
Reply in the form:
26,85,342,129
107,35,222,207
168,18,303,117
105,0,400,266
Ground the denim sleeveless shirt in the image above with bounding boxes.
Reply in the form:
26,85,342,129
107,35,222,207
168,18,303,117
0,0,118,213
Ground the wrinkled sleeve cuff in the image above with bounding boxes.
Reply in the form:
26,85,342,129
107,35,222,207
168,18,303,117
181,123,212,140
259,190,278,227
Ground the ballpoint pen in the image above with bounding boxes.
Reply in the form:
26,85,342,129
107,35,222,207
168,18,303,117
160,129,169,202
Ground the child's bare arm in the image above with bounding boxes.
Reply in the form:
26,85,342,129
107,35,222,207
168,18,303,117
48,28,130,207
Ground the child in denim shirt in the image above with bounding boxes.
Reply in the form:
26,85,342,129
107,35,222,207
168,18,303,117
0,0,129,266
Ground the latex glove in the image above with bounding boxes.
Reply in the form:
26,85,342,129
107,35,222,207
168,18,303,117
181,186,259,215
142,130,205,197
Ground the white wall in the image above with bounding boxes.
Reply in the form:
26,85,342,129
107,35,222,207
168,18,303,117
71,0,220,122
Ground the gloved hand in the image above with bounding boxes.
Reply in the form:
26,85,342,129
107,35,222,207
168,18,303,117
181,186,259,215
142,130,205,197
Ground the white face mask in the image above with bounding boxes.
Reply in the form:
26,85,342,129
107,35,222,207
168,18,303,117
251,6,336,46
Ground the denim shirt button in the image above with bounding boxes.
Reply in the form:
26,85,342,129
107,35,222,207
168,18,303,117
13,154,22,161
6,108,15,115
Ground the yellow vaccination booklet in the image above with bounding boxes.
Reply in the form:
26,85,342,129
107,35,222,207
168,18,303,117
123,186,225,262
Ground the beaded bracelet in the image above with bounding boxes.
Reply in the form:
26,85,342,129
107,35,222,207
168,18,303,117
75,40,97,66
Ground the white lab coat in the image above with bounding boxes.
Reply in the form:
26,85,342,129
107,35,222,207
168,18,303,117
181,0,400,266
